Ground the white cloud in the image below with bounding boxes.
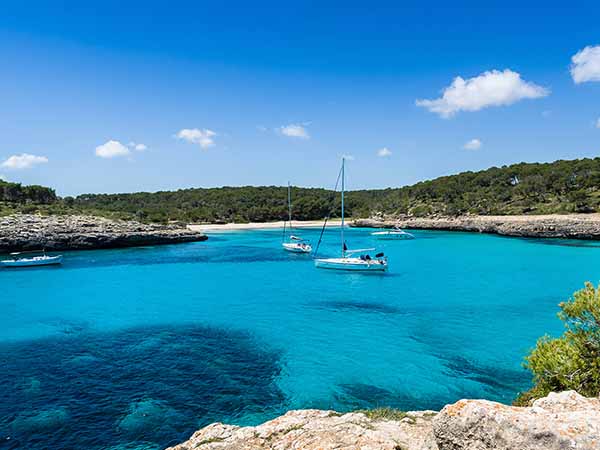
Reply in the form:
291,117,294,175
0,174,8,181
570,45,600,84
1,153,49,169
416,69,549,118
95,140,131,159
175,128,217,149
463,139,482,150
134,143,147,151
279,124,310,139
127,142,148,151
377,147,392,157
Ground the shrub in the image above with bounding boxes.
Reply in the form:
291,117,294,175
515,282,600,405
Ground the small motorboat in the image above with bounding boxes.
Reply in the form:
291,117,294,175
282,183,312,254
371,226,415,240
1,251,63,268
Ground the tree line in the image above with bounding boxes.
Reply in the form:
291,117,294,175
4,157,600,222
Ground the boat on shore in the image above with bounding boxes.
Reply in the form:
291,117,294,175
315,158,387,272
371,226,415,240
1,251,63,268
282,183,312,254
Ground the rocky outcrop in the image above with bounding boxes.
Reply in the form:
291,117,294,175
0,214,207,252
167,409,438,450
353,214,600,240
168,391,600,450
433,391,600,450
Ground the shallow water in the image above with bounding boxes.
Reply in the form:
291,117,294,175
2,227,599,449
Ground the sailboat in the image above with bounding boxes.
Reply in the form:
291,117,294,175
282,183,312,254
315,158,388,272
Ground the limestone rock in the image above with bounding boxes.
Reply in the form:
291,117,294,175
432,390,600,450
0,214,207,252
169,391,600,450
167,409,438,450
352,214,600,240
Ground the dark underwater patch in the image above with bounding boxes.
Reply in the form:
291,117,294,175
317,300,402,315
0,324,285,450
333,382,445,412
440,354,528,391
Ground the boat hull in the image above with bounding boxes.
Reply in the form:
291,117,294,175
314,257,387,271
0,255,63,267
282,243,312,253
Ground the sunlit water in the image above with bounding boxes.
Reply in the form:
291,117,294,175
2,227,600,449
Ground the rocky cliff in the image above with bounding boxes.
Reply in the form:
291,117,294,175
0,214,207,252
353,214,600,240
168,391,600,450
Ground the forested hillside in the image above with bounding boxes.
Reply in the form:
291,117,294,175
3,157,600,222
0,180,57,204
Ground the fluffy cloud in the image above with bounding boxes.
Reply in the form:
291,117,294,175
570,45,600,84
95,140,131,159
377,147,392,157
175,128,217,149
416,69,549,118
1,153,49,169
279,124,310,139
463,139,482,150
128,142,148,151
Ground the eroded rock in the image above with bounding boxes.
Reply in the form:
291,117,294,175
0,214,206,252
352,214,600,240
433,390,600,450
167,409,438,450
169,391,600,450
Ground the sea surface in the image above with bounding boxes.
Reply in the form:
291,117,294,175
2,227,599,449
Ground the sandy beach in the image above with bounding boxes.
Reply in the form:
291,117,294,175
188,219,343,232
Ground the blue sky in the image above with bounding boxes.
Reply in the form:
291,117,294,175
0,1,599,196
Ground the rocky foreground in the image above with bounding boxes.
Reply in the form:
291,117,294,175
353,214,600,240
168,391,600,450
0,214,207,252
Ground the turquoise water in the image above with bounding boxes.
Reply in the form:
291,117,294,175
2,227,600,449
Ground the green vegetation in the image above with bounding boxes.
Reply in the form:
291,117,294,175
5,157,600,223
356,407,410,421
0,179,57,204
515,282,600,406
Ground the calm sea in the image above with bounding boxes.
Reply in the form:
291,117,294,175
2,227,598,449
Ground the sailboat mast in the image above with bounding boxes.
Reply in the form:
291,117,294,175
341,158,345,257
288,182,292,225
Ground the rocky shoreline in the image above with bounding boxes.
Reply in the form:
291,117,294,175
0,214,207,253
352,214,600,240
168,391,600,450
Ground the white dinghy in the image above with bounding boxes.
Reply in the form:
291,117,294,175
282,183,312,254
1,250,63,268
371,226,414,240
315,158,388,272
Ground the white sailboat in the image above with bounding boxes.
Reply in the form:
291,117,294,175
282,183,312,254
1,250,63,268
315,158,388,272
371,226,415,240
